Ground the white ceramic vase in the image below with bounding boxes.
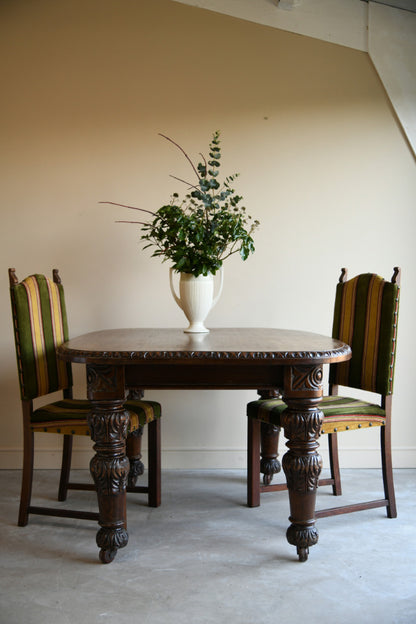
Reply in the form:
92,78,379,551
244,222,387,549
169,268,224,333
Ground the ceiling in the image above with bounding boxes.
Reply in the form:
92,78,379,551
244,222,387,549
370,0,416,11
171,1,369,51
171,1,416,156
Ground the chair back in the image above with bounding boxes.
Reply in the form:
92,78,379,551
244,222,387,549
329,268,400,396
9,269,72,400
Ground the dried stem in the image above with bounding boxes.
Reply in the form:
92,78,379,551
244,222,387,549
115,220,148,225
169,175,199,191
159,133,199,180
99,201,156,216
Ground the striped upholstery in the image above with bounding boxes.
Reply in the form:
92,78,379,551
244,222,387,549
10,272,161,434
10,274,72,400
330,272,400,395
247,271,400,434
31,398,162,436
247,395,386,435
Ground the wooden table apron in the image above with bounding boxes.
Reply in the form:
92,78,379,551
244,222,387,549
57,328,351,563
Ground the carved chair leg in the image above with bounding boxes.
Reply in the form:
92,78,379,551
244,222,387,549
381,422,397,518
260,422,281,485
18,427,34,527
125,388,146,488
247,417,261,507
147,418,161,508
58,434,73,501
126,428,144,488
327,433,342,496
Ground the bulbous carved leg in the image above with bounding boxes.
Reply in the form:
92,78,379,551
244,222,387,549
281,365,324,562
260,422,281,485
281,401,323,561
89,401,130,563
87,364,130,564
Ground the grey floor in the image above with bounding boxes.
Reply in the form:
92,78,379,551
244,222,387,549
0,469,415,624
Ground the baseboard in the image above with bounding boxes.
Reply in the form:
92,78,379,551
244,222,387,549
1,447,415,470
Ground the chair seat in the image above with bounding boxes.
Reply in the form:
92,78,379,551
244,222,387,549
247,395,386,435
31,398,162,435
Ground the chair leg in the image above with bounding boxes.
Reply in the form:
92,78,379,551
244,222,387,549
126,427,145,488
147,419,161,508
247,417,261,507
18,427,34,527
260,422,281,485
381,422,397,518
58,435,73,501
327,433,342,496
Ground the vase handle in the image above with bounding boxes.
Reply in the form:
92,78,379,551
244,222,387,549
211,266,224,309
169,268,183,311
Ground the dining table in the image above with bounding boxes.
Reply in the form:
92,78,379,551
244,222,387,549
57,327,351,564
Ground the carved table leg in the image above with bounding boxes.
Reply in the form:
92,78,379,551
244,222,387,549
87,365,129,564
281,365,324,562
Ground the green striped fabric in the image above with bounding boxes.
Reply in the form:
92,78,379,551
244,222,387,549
10,274,72,400
247,395,386,433
32,398,162,435
247,271,399,436
10,272,162,438
329,273,400,395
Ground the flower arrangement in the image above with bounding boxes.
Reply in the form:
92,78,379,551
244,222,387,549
102,131,259,278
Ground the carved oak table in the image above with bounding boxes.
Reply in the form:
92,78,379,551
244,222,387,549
57,328,351,563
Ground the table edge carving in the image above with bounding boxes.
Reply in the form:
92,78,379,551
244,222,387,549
57,344,351,363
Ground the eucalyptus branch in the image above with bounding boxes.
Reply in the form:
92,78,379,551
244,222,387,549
200,153,207,172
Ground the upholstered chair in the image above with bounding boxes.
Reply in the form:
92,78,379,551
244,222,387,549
247,267,400,519
9,268,161,527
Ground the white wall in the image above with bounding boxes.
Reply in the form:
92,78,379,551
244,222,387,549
1,0,415,471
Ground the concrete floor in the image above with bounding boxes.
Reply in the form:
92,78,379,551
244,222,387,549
0,468,415,624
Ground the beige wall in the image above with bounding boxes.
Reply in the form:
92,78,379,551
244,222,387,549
1,0,415,470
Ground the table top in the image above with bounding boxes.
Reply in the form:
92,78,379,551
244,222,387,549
57,327,351,365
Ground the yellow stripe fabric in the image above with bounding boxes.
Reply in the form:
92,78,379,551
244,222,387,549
23,276,49,396
321,417,385,434
31,422,91,436
140,402,156,423
47,279,64,344
129,412,139,432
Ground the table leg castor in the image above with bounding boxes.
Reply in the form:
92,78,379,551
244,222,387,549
99,548,117,564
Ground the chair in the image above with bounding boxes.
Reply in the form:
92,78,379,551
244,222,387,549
9,268,162,527
247,267,401,519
